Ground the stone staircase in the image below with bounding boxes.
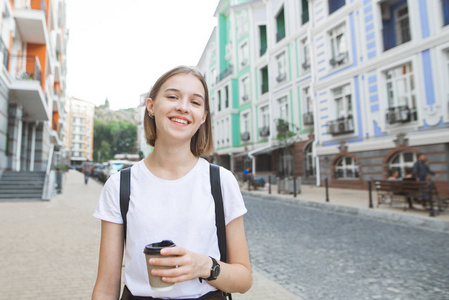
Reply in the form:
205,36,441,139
0,171,46,200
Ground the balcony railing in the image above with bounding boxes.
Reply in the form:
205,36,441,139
383,20,411,51
0,38,9,69
216,65,233,83
443,0,449,26
328,116,354,136
10,55,42,84
385,106,417,124
303,112,314,126
241,132,250,142
259,126,270,138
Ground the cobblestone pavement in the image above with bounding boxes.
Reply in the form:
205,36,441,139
243,194,449,300
0,170,300,300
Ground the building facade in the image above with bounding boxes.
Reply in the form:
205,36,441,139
66,96,94,166
0,0,69,174
198,0,449,197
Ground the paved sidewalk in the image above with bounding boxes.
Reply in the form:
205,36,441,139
240,183,449,232
0,170,301,300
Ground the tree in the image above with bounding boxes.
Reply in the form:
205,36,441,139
93,120,137,162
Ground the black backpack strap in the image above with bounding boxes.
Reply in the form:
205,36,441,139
210,164,227,263
120,167,131,242
210,164,232,300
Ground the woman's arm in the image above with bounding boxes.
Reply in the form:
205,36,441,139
92,221,125,300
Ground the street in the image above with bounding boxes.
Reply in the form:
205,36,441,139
243,195,449,300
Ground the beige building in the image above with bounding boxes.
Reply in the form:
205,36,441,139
67,97,94,166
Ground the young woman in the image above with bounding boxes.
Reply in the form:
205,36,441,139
92,66,252,300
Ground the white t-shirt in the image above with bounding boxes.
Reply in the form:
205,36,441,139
93,158,247,299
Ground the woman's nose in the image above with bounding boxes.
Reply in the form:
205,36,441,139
176,98,189,112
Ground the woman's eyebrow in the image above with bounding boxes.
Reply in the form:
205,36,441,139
164,88,204,101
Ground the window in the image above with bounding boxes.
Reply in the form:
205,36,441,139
276,6,286,42
240,76,250,102
443,0,449,26
278,96,289,121
384,62,417,123
224,86,229,108
305,143,315,177
335,156,359,179
333,84,352,119
389,151,416,178
300,37,310,72
259,105,270,138
260,66,269,95
329,23,348,68
241,112,251,142
328,0,345,15
218,90,222,112
303,86,314,126
382,3,411,51
240,42,249,68
259,25,267,56
275,51,287,82
301,0,309,24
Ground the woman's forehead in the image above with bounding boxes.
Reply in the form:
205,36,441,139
160,73,205,97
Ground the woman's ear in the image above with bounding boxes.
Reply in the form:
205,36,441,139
201,111,207,125
146,98,154,116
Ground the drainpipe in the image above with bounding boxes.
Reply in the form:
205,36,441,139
308,0,320,187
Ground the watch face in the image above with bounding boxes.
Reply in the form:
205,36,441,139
212,264,221,278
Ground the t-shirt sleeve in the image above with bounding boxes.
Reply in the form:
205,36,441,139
220,167,247,225
93,173,123,224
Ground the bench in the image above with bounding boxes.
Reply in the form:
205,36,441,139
374,180,440,216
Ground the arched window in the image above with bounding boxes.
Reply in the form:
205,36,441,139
305,143,315,177
335,156,359,179
388,151,416,178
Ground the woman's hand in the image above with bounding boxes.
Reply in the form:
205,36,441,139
148,247,211,283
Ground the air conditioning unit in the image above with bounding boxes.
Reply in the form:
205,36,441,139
336,52,348,64
329,57,337,66
302,61,310,70
303,112,314,125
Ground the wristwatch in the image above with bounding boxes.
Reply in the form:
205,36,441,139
199,257,220,282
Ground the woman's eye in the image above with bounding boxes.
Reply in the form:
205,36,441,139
167,95,177,99
192,101,201,106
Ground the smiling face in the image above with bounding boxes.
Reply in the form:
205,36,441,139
146,73,207,147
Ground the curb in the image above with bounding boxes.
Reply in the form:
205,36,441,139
241,191,449,233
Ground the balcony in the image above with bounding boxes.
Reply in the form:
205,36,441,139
241,132,250,142
259,126,270,138
328,116,354,136
386,106,417,124
329,52,348,67
9,55,48,121
303,112,314,126
216,65,233,83
14,1,48,44
0,38,9,70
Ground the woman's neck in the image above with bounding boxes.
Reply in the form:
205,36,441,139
144,141,199,180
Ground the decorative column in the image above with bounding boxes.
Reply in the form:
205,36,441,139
29,123,36,171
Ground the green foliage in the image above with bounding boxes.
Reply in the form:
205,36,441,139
93,119,137,162
275,118,296,142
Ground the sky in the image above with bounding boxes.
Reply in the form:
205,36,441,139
65,0,220,110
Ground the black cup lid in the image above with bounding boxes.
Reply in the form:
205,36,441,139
143,240,175,255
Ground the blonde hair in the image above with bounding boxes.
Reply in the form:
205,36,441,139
143,66,213,156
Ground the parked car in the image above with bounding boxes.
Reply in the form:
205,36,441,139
98,162,109,183
103,160,128,182
91,163,101,178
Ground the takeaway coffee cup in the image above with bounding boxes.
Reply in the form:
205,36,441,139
143,240,176,291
